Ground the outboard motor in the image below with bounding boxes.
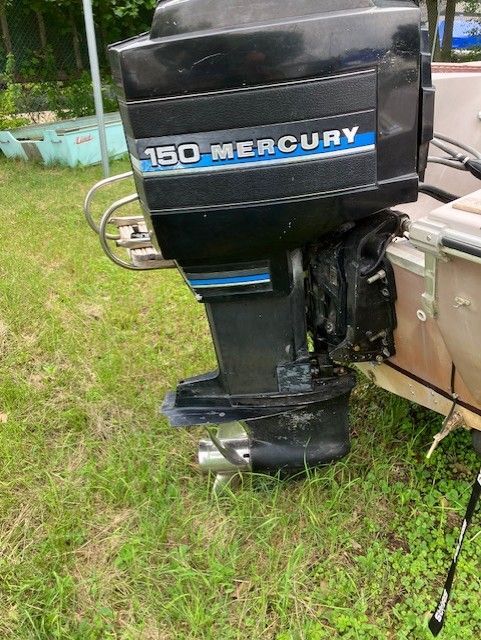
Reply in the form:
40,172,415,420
99,0,434,487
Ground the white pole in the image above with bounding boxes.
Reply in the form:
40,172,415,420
82,0,110,177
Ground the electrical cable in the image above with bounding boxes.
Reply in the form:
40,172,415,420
431,138,467,160
427,157,467,170
430,135,481,181
434,132,481,160
360,233,395,278
418,183,459,204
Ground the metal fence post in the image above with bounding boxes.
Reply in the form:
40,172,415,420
82,0,110,177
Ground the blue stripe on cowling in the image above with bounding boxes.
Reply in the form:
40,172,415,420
140,132,376,174
189,273,271,287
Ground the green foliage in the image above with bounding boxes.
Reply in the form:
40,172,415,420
18,47,58,83
108,0,157,19
0,114,29,130
452,46,481,61
0,73,118,126
1,1,157,124
41,0,157,18
0,54,118,126
0,54,20,113
2,0,160,85
46,72,118,120
464,1,481,13
0,54,29,129
90,0,159,45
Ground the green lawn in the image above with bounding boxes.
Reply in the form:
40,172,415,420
0,157,480,640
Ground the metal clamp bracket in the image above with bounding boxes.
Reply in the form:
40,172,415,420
409,219,450,318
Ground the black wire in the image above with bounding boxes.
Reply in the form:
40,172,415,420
450,363,456,397
419,183,459,204
360,233,395,277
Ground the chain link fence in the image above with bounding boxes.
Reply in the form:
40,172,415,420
1,3,91,126
0,3,87,83
0,1,150,128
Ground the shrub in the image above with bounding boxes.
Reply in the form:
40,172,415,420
47,72,118,120
0,56,119,128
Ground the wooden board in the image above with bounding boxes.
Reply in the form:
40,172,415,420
452,191,481,215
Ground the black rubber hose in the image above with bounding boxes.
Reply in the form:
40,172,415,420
418,183,459,204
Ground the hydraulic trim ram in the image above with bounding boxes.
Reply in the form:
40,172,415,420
107,0,434,483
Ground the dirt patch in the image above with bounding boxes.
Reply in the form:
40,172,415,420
18,111,57,125
79,303,104,321
386,532,410,554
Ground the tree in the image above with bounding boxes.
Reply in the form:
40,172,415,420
441,0,457,61
44,0,85,71
0,0,12,56
28,0,53,62
426,0,440,51
424,1,481,62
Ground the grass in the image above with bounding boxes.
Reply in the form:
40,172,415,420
0,157,480,640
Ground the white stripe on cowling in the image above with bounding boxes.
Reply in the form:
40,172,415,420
193,278,271,289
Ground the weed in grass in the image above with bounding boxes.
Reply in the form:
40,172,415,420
0,158,480,639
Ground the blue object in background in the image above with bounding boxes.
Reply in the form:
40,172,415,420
439,16,481,50
0,112,127,167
